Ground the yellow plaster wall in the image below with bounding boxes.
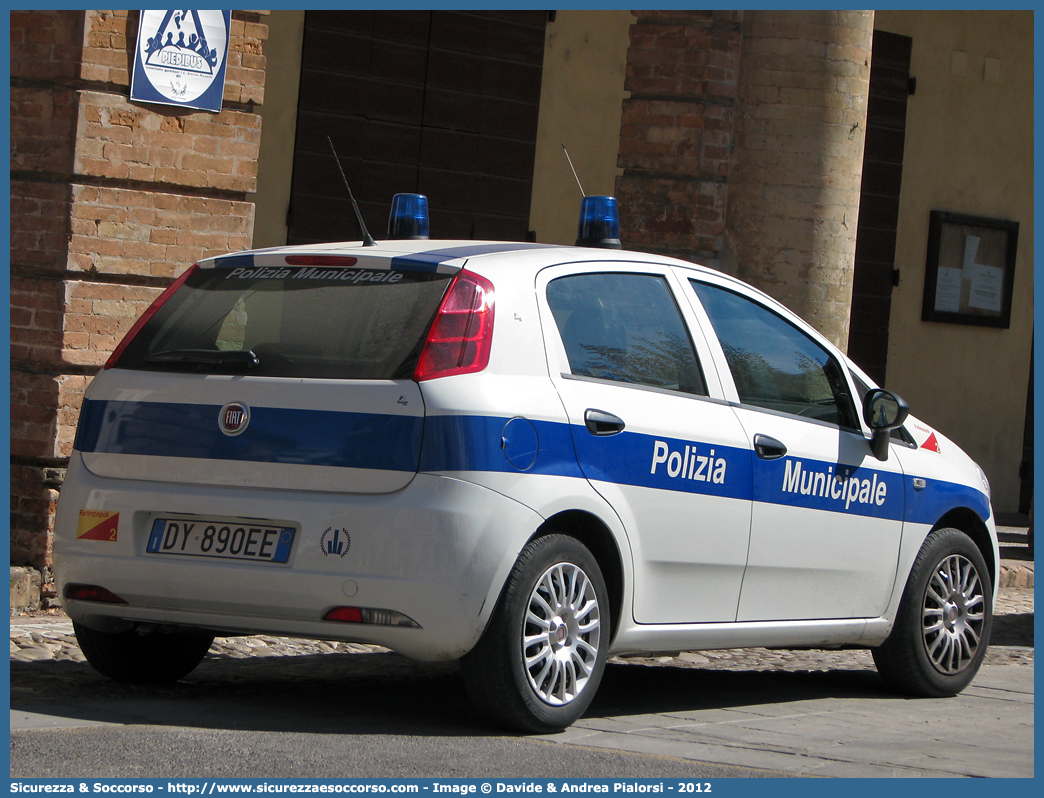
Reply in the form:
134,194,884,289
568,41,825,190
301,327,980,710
874,11,1033,513
529,10,633,245
253,10,305,249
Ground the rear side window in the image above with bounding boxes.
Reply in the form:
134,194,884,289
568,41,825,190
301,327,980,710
547,272,707,396
115,266,453,380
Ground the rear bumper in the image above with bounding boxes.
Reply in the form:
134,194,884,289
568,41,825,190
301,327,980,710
54,455,542,661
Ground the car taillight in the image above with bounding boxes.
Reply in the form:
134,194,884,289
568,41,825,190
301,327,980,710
65,584,127,604
413,269,495,382
104,263,200,369
323,606,420,627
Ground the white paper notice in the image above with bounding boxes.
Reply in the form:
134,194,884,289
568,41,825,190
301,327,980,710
962,235,981,276
934,266,963,313
967,263,1003,312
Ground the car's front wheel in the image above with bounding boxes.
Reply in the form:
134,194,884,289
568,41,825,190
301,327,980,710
461,534,609,733
873,527,992,696
74,622,215,684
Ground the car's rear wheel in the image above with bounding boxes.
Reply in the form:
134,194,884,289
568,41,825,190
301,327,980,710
873,527,992,696
461,534,609,733
74,621,214,684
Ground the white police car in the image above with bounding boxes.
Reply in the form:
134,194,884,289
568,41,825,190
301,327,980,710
54,194,998,732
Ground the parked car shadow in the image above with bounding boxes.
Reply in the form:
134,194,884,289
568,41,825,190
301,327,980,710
12,648,905,736
992,613,1034,646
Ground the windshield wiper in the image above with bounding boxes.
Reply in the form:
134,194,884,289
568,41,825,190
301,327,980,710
144,349,259,368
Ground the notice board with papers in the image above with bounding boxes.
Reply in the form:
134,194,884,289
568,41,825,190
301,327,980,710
921,210,1018,328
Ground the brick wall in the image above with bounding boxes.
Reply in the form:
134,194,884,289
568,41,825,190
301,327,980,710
9,10,269,601
615,10,742,260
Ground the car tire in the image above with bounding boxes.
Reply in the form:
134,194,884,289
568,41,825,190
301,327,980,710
873,527,992,697
461,534,609,733
74,621,215,684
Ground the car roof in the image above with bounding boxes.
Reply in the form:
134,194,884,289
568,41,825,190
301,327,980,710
199,238,741,288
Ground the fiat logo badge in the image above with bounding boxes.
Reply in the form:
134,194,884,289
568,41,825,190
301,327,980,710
219,402,250,436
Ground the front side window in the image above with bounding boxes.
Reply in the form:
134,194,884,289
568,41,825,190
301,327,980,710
690,280,858,428
547,272,706,396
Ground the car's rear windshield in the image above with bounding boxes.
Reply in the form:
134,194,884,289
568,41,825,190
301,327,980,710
114,264,454,380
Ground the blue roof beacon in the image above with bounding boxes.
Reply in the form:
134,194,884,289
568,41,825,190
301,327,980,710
575,195,621,249
387,193,430,240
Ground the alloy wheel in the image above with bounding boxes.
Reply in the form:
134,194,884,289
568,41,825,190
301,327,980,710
522,561,601,705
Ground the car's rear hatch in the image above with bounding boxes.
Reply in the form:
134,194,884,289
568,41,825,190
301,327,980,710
77,248,459,494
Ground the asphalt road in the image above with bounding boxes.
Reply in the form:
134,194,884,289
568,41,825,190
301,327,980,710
10,578,1033,779
10,641,1033,779
11,649,785,779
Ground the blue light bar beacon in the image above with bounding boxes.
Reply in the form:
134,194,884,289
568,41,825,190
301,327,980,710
387,193,430,240
575,195,622,249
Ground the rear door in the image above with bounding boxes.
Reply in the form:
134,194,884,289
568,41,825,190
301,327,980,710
78,253,456,494
537,263,753,624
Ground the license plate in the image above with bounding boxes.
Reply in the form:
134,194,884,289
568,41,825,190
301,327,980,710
146,518,295,563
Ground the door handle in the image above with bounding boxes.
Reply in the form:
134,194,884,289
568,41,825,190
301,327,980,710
585,409,625,436
753,433,787,460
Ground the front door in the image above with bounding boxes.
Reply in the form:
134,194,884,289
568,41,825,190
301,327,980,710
686,276,906,622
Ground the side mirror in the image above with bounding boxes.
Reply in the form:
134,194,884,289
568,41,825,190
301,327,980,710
863,388,910,461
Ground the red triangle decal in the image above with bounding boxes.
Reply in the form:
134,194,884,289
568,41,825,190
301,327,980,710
921,432,940,452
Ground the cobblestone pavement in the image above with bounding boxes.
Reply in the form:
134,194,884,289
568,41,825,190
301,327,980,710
11,586,1033,672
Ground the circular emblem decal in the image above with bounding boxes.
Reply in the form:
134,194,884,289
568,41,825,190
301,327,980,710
320,527,351,558
219,402,250,436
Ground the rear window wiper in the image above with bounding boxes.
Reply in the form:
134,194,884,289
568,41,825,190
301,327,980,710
144,349,259,368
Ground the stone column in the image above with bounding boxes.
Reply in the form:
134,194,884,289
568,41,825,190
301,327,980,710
721,10,873,348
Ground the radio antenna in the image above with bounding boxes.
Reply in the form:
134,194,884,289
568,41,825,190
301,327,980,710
561,143,586,197
328,136,377,247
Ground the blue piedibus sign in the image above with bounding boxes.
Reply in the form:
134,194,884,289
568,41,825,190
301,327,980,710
130,10,231,113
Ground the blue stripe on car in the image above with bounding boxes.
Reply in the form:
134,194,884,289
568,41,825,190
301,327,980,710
420,415,584,478
212,254,256,270
74,400,987,524
903,473,991,529
569,427,753,503
74,399,423,472
753,456,905,521
390,244,553,273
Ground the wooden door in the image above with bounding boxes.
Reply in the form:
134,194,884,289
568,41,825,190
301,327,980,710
849,30,912,386
288,10,547,244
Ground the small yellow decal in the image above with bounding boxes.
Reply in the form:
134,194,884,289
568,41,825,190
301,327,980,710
77,510,119,542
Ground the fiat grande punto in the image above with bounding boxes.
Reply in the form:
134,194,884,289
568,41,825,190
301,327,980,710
54,195,998,732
